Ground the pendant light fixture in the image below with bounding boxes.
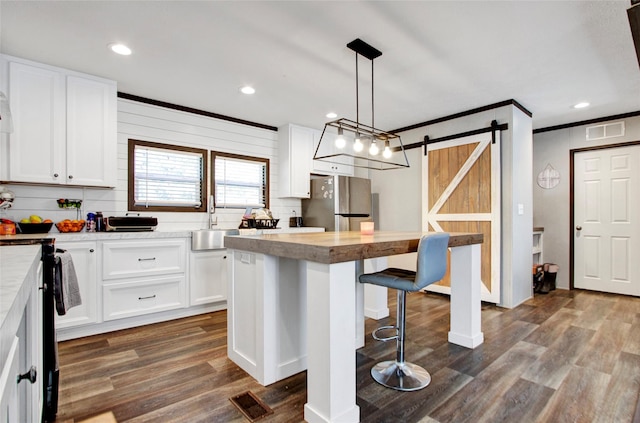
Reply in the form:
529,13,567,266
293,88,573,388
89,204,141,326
313,38,409,170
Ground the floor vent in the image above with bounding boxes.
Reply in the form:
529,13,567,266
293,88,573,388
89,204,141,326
230,391,274,422
586,121,625,141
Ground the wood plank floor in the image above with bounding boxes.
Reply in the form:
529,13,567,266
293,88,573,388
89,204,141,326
53,289,640,423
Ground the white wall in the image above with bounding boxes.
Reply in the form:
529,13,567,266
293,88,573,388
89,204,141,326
370,104,533,308
1,99,302,231
532,114,640,289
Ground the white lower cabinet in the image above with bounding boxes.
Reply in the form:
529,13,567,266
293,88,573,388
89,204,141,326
55,241,98,329
1,250,42,423
103,275,186,321
0,337,20,423
101,239,188,321
190,250,228,306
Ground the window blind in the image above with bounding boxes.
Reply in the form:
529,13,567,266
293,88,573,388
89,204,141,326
133,144,204,208
214,155,267,208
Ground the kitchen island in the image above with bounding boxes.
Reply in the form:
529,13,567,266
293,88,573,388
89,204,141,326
225,231,483,423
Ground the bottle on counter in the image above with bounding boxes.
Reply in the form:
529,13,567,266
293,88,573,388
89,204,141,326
86,213,96,232
95,212,104,232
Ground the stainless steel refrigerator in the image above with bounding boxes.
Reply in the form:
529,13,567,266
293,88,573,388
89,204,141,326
302,175,372,231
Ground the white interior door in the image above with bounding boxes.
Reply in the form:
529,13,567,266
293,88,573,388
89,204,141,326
574,144,640,296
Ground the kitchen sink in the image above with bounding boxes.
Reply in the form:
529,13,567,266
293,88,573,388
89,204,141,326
191,229,239,251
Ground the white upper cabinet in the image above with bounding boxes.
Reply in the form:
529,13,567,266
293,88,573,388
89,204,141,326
278,124,313,198
1,55,117,187
66,75,117,187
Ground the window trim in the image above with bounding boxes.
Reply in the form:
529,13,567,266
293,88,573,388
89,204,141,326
211,151,270,210
128,139,208,213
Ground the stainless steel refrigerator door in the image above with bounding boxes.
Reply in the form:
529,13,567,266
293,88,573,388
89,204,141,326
302,177,337,231
336,176,371,216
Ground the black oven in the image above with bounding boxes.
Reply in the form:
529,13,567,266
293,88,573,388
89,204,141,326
41,241,59,422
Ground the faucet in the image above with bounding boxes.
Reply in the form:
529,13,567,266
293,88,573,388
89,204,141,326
209,195,217,228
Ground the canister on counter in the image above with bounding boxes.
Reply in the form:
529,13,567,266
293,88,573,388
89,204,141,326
86,213,96,232
95,212,104,232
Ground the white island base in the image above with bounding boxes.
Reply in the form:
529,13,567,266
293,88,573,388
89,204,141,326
226,231,484,423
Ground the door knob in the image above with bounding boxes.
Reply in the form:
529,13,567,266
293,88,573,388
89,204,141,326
576,226,582,231
17,366,37,384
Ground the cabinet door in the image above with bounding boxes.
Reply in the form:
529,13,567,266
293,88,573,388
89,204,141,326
190,250,228,306
55,241,98,329
279,124,312,198
66,75,117,187
7,61,66,184
0,337,20,423
289,126,313,197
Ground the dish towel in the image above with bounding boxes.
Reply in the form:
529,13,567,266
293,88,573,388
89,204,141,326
54,249,82,315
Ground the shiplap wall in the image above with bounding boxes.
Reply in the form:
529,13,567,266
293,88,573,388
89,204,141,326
2,98,302,230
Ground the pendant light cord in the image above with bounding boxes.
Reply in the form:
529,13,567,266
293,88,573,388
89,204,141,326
355,51,359,132
371,57,375,133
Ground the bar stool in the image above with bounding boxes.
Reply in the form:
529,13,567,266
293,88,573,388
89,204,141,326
359,232,450,391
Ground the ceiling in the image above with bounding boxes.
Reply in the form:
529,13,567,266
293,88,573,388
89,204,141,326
1,1,639,132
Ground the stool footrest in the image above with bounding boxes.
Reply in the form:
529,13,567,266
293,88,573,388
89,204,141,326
372,325,398,342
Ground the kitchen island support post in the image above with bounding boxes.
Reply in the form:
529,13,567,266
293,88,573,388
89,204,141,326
304,260,360,423
448,244,484,348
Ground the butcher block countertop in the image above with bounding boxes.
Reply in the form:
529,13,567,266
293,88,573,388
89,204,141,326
224,231,483,264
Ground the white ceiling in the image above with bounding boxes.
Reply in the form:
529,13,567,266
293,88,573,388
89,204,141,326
1,1,639,132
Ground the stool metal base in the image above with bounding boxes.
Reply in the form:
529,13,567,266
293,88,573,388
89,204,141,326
371,360,431,391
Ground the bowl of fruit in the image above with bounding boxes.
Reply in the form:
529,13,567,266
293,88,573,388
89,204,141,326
55,219,86,233
16,215,54,234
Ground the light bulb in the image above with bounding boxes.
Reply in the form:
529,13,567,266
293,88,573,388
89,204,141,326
383,140,392,158
369,141,379,156
353,135,364,152
335,129,346,149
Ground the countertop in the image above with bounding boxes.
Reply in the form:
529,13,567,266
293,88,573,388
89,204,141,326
224,231,483,264
0,244,41,365
0,227,325,245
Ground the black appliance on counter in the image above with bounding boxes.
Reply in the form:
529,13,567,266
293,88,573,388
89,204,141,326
104,216,158,232
41,241,59,422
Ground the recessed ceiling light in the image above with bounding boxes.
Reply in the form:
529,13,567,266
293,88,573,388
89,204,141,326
573,102,590,109
326,112,337,119
240,86,255,95
108,43,132,56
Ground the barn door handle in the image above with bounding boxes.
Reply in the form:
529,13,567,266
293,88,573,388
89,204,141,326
576,226,582,231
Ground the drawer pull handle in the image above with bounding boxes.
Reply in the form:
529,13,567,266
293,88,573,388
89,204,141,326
138,294,157,300
138,257,156,262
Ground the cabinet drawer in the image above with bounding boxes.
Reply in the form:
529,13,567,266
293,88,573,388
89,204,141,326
103,275,186,321
102,240,186,280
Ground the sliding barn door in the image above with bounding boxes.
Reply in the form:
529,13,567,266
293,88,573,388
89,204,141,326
422,132,501,303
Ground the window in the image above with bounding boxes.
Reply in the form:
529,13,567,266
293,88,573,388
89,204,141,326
212,151,269,209
128,139,207,212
